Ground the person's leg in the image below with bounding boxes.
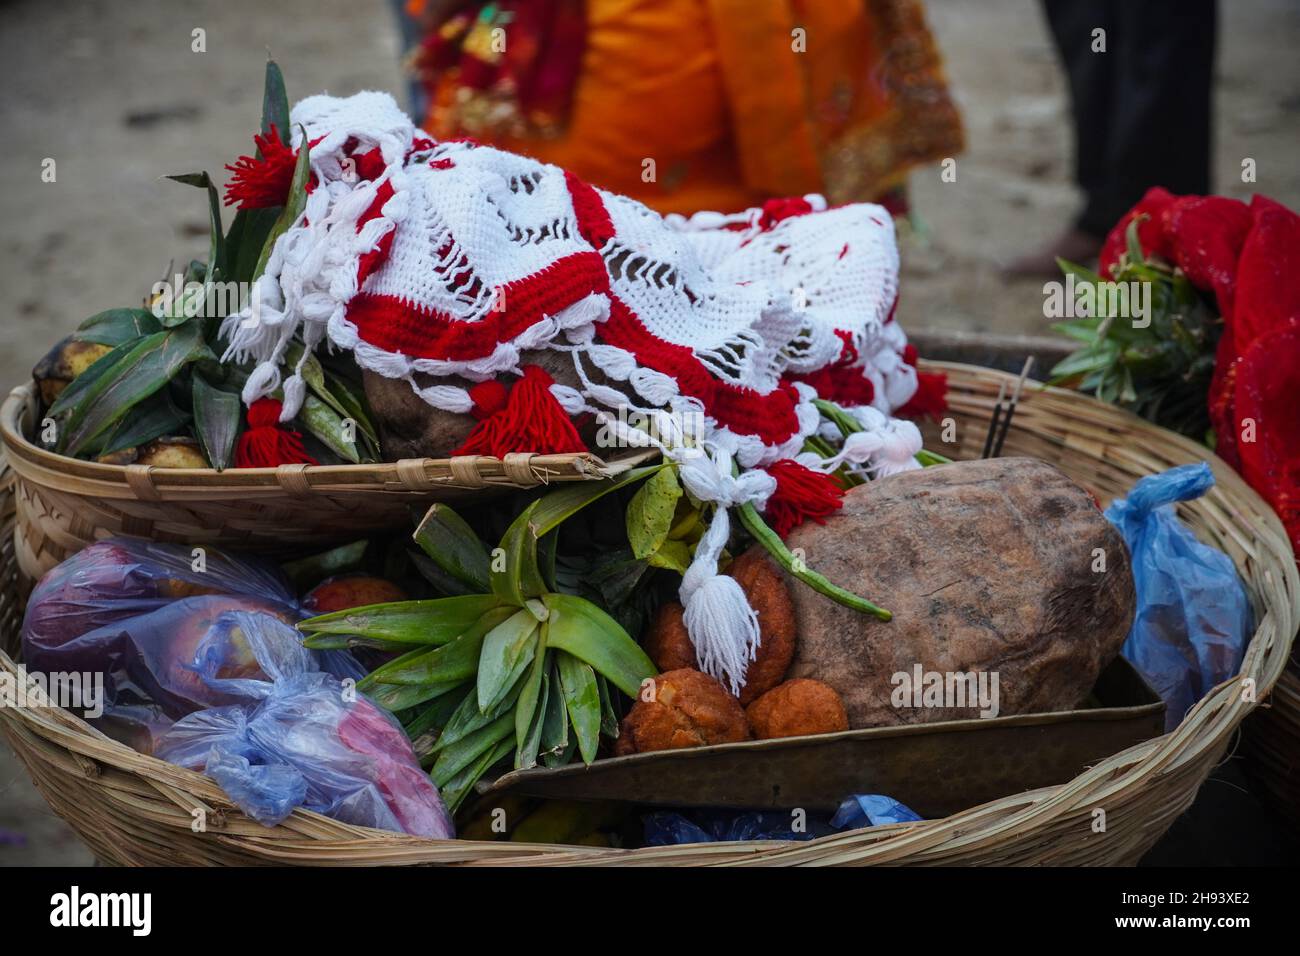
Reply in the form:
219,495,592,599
1093,0,1217,233
1043,0,1117,238
1005,0,1116,275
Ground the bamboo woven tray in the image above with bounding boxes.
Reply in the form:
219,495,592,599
0,381,620,583
1,361,1296,866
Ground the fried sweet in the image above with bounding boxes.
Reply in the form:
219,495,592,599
745,678,849,740
614,668,751,755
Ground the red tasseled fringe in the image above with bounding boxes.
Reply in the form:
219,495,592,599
895,344,949,420
451,365,587,458
224,125,299,210
234,398,318,468
763,459,845,538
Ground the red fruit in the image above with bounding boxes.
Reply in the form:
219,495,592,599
302,574,407,614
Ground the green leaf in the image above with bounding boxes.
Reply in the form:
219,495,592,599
625,465,683,560
492,500,545,605
299,593,504,645
438,735,513,813
366,679,460,713
252,125,310,281
430,711,514,788
436,676,523,752
476,608,539,712
1056,257,1105,287
596,673,619,738
280,540,368,590
1125,216,1146,267
261,59,290,143
540,592,655,698
191,374,241,470
299,394,360,463
97,390,189,456
165,172,227,322
74,308,162,347
360,607,513,687
515,642,552,770
1048,349,1109,380
645,538,692,574
47,338,142,419
528,464,665,537
62,322,211,457
225,207,281,286
541,658,571,760
556,651,601,765
413,504,492,592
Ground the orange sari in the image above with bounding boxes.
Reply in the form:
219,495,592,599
411,0,963,215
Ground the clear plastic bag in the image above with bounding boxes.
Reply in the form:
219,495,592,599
1104,462,1253,731
156,613,453,837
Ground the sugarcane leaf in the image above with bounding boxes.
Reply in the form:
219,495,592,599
299,593,503,645
477,609,539,712
97,390,190,456
252,125,310,281
191,373,241,470
492,500,544,605
74,308,162,347
556,650,601,765
47,338,143,419
541,593,655,698
431,711,514,788
360,606,512,687
63,322,211,457
413,504,492,592
299,394,360,463
625,464,682,561
528,465,664,537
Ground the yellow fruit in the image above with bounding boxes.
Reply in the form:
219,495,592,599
32,335,113,406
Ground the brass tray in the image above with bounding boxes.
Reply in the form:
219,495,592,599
480,657,1164,818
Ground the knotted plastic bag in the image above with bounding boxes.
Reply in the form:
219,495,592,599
155,612,454,838
1104,462,1252,731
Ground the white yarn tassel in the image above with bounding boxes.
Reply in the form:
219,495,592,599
676,449,776,695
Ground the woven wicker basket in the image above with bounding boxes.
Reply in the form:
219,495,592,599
1,361,1296,865
1,381,616,584
1242,663,1300,832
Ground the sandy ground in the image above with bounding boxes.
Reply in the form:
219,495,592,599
1,0,1297,866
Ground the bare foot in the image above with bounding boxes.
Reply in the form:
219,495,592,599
1002,228,1103,279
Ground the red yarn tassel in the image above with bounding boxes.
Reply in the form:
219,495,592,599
451,365,587,457
763,459,845,538
895,344,948,420
234,399,319,468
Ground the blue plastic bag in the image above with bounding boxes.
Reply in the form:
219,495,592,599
1104,462,1252,731
643,794,921,846
156,612,455,838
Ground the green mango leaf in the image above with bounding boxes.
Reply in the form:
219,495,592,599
430,711,514,788
97,390,190,456
360,607,512,688
191,374,242,470
625,465,682,561
62,322,211,457
413,503,492,592
299,593,503,645
541,592,655,698
252,125,311,281
476,608,539,712
556,650,601,765
74,308,162,347
492,500,545,605
299,394,360,463
261,60,290,143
